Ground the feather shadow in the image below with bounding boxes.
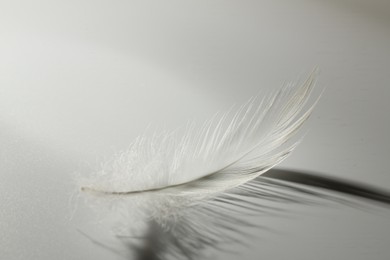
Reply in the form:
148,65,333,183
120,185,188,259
262,169,390,206
117,168,390,260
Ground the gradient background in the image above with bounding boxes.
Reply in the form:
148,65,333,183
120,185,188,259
0,1,389,259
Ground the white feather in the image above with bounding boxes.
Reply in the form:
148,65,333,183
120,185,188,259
79,71,319,259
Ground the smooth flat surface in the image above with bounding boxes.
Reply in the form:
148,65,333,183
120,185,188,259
1,1,389,259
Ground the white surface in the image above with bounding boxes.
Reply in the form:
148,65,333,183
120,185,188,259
0,1,389,259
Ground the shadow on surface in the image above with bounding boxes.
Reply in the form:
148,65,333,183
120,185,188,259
262,168,390,205
85,168,390,260
132,168,390,260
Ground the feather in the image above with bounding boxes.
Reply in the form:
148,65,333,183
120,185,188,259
78,70,319,259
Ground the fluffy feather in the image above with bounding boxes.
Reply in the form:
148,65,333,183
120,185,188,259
79,71,319,259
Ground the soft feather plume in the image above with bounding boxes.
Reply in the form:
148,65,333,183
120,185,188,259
79,71,319,259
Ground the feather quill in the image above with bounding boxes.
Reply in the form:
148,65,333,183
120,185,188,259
79,71,319,259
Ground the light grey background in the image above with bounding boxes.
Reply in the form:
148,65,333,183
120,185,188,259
0,1,389,259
